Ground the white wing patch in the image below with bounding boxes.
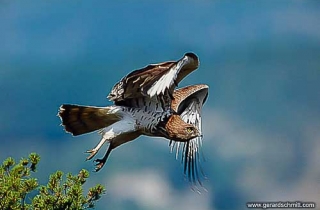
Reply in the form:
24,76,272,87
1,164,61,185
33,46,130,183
181,100,202,134
147,56,189,97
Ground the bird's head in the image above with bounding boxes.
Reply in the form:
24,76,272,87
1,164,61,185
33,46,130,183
165,115,201,142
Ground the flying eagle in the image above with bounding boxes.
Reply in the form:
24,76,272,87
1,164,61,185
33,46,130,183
58,53,209,186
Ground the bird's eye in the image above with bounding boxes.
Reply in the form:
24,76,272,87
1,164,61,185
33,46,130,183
186,127,193,133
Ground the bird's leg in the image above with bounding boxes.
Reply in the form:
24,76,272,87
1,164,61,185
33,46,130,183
85,137,109,160
94,143,113,172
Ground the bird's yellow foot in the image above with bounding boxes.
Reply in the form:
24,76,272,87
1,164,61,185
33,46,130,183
86,149,98,160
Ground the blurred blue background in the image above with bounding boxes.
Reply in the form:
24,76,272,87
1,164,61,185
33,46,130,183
1,1,320,210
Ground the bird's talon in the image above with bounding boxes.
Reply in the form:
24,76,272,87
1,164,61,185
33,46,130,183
85,149,97,160
94,159,105,172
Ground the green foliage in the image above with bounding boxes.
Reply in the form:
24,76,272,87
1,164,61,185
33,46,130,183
0,153,105,210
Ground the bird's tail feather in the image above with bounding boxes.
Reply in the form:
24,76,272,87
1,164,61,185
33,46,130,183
58,104,122,136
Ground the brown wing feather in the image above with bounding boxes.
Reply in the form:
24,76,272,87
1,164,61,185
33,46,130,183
107,53,199,110
122,63,176,99
171,84,209,113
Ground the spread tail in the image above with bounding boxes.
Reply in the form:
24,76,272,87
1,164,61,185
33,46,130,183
58,104,122,136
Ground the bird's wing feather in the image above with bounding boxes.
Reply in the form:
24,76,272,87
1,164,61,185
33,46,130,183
169,84,209,187
108,53,199,111
172,84,208,133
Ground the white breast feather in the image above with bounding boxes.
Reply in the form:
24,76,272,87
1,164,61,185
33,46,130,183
125,108,166,134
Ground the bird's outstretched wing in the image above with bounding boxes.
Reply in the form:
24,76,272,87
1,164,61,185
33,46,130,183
108,53,199,111
170,84,209,187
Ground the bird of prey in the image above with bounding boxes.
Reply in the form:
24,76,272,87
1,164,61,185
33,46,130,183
58,52,209,186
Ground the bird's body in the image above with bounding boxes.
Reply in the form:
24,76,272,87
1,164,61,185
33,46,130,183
58,53,209,186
